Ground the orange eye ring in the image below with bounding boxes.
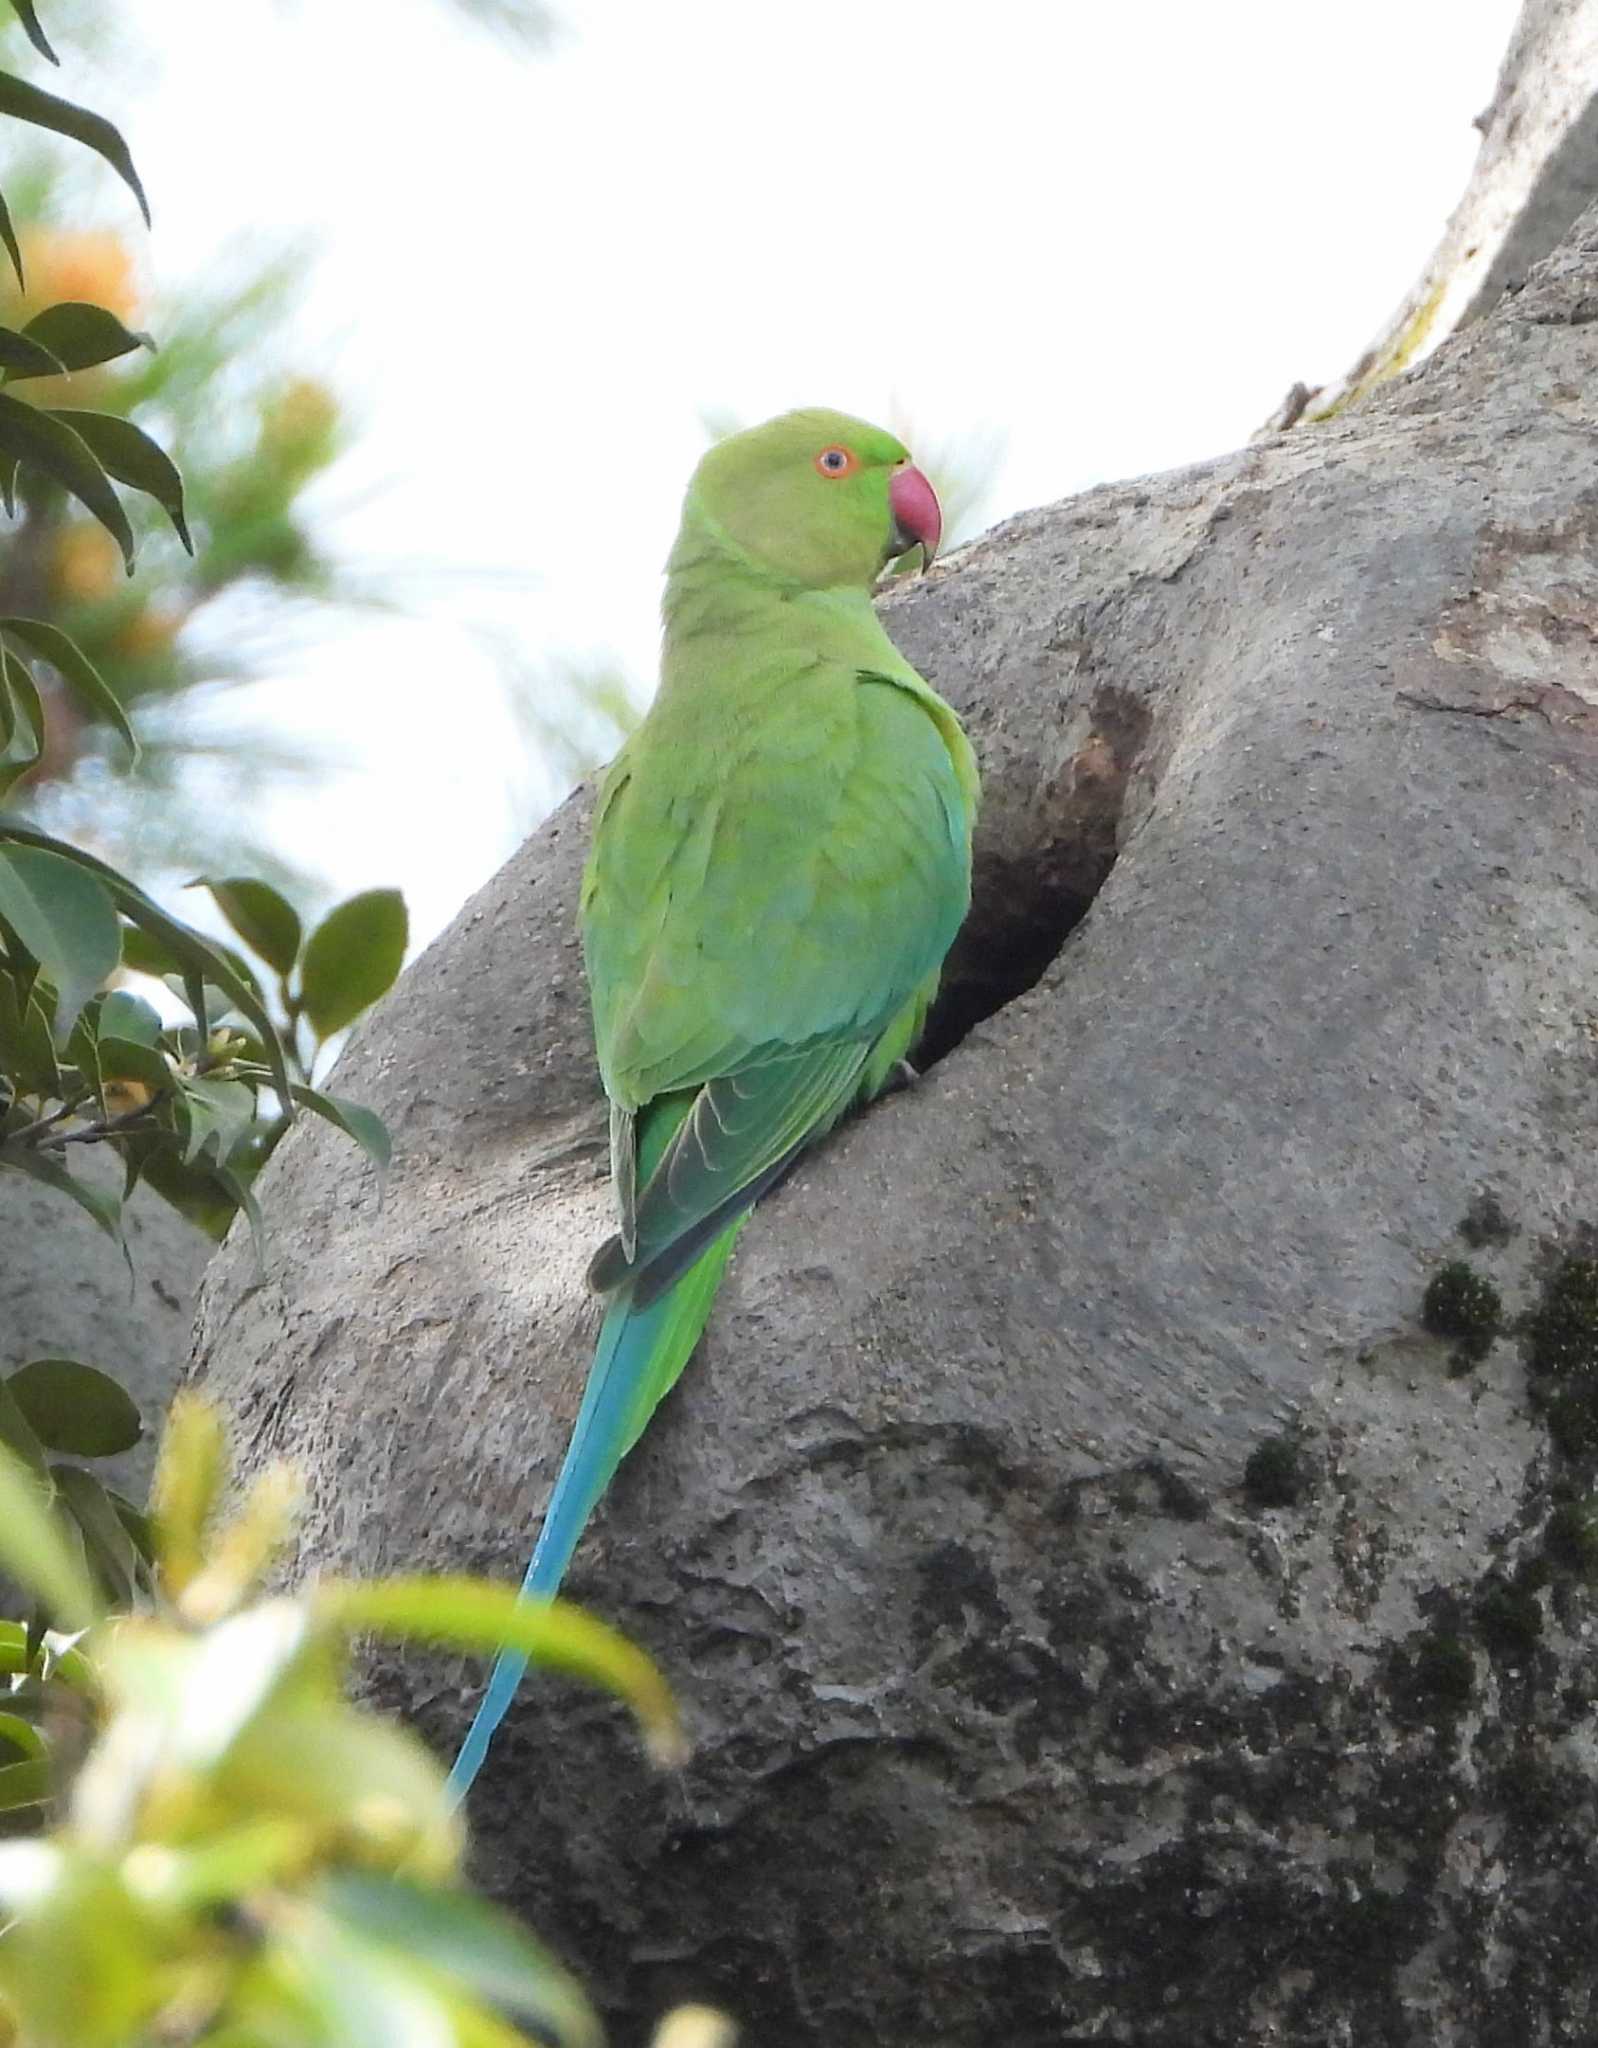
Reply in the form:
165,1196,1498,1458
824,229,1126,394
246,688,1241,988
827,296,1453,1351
814,444,858,479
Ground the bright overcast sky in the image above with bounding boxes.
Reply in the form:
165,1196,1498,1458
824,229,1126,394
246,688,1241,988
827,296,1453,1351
73,0,1520,945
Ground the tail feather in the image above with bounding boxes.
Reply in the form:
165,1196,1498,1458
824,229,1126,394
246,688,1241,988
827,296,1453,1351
446,1218,742,1802
447,984,943,1804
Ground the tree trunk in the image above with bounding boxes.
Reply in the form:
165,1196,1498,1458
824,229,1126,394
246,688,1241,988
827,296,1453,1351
1266,0,1598,427
192,198,1598,2045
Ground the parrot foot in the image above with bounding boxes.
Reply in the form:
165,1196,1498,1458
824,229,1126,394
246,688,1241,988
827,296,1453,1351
881,1058,921,1097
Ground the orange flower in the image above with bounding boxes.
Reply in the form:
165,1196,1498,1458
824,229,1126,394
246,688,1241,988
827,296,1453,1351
50,522,123,604
15,229,143,323
112,604,185,661
260,377,339,460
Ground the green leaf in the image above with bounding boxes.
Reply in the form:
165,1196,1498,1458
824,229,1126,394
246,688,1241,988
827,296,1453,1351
51,1463,139,1608
0,843,120,1037
63,995,102,1091
0,1439,97,1629
2,655,35,760
0,749,32,798
0,1711,44,1761
104,1486,153,1565
7,1358,142,1457
0,323,65,379
192,876,301,978
431,1992,542,2048
129,1819,317,1915
22,300,151,372
177,1073,256,1167
0,1756,50,1811
137,948,264,1023
0,813,292,1102
321,1875,602,2048
97,988,161,1046
7,0,57,65
94,1034,168,1095
0,393,134,570
299,888,407,1039
318,1577,685,1767
0,190,23,289
0,617,137,762
168,1601,312,1769
119,1134,238,1240
0,639,43,792
289,1084,391,1176
0,73,149,223
0,1374,50,1483
272,1907,459,2048
47,408,190,550
0,1621,90,1688
116,920,178,979
149,1394,226,1588
215,1158,266,1272
0,977,59,1094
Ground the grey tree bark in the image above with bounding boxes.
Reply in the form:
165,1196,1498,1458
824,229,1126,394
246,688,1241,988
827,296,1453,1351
0,0,1584,1540
0,1165,209,1495
190,189,1598,2042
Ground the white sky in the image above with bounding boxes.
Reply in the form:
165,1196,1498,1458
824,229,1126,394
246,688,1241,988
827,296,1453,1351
71,0,1520,945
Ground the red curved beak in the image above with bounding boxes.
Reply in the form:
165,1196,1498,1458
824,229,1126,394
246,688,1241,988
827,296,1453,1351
889,462,942,569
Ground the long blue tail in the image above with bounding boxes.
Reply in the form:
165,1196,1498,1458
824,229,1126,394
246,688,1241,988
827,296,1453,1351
446,1224,738,1801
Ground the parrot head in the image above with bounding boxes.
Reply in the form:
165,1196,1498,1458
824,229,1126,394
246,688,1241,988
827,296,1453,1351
688,408,943,590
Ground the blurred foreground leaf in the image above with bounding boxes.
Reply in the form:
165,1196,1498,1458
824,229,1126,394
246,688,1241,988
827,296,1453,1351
321,1575,686,1768
322,1873,602,2048
0,1440,97,1630
0,1401,681,2048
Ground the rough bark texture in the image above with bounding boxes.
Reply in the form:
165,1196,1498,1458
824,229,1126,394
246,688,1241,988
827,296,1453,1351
1463,0,1598,325
0,1162,208,1495
1267,0,1598,427
192,208,1598,2043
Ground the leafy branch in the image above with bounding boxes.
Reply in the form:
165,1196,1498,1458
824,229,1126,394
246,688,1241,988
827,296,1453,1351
0,784,399,1248
0,1400,692,2047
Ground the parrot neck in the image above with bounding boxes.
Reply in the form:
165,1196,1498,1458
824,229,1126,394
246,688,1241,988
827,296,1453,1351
660,494,893,677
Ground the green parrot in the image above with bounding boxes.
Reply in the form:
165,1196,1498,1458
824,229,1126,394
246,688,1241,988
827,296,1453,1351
448,409,977,1797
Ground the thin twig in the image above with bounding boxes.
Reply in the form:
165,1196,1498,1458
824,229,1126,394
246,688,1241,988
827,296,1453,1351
2,1090,96,1145
26,1095,169,1151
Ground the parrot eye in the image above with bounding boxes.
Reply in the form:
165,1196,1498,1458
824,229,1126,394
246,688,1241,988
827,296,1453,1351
814,445,856,478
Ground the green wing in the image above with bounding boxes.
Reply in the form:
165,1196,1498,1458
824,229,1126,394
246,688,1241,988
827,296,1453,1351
588,1039,873,1302
581,658,971,1297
